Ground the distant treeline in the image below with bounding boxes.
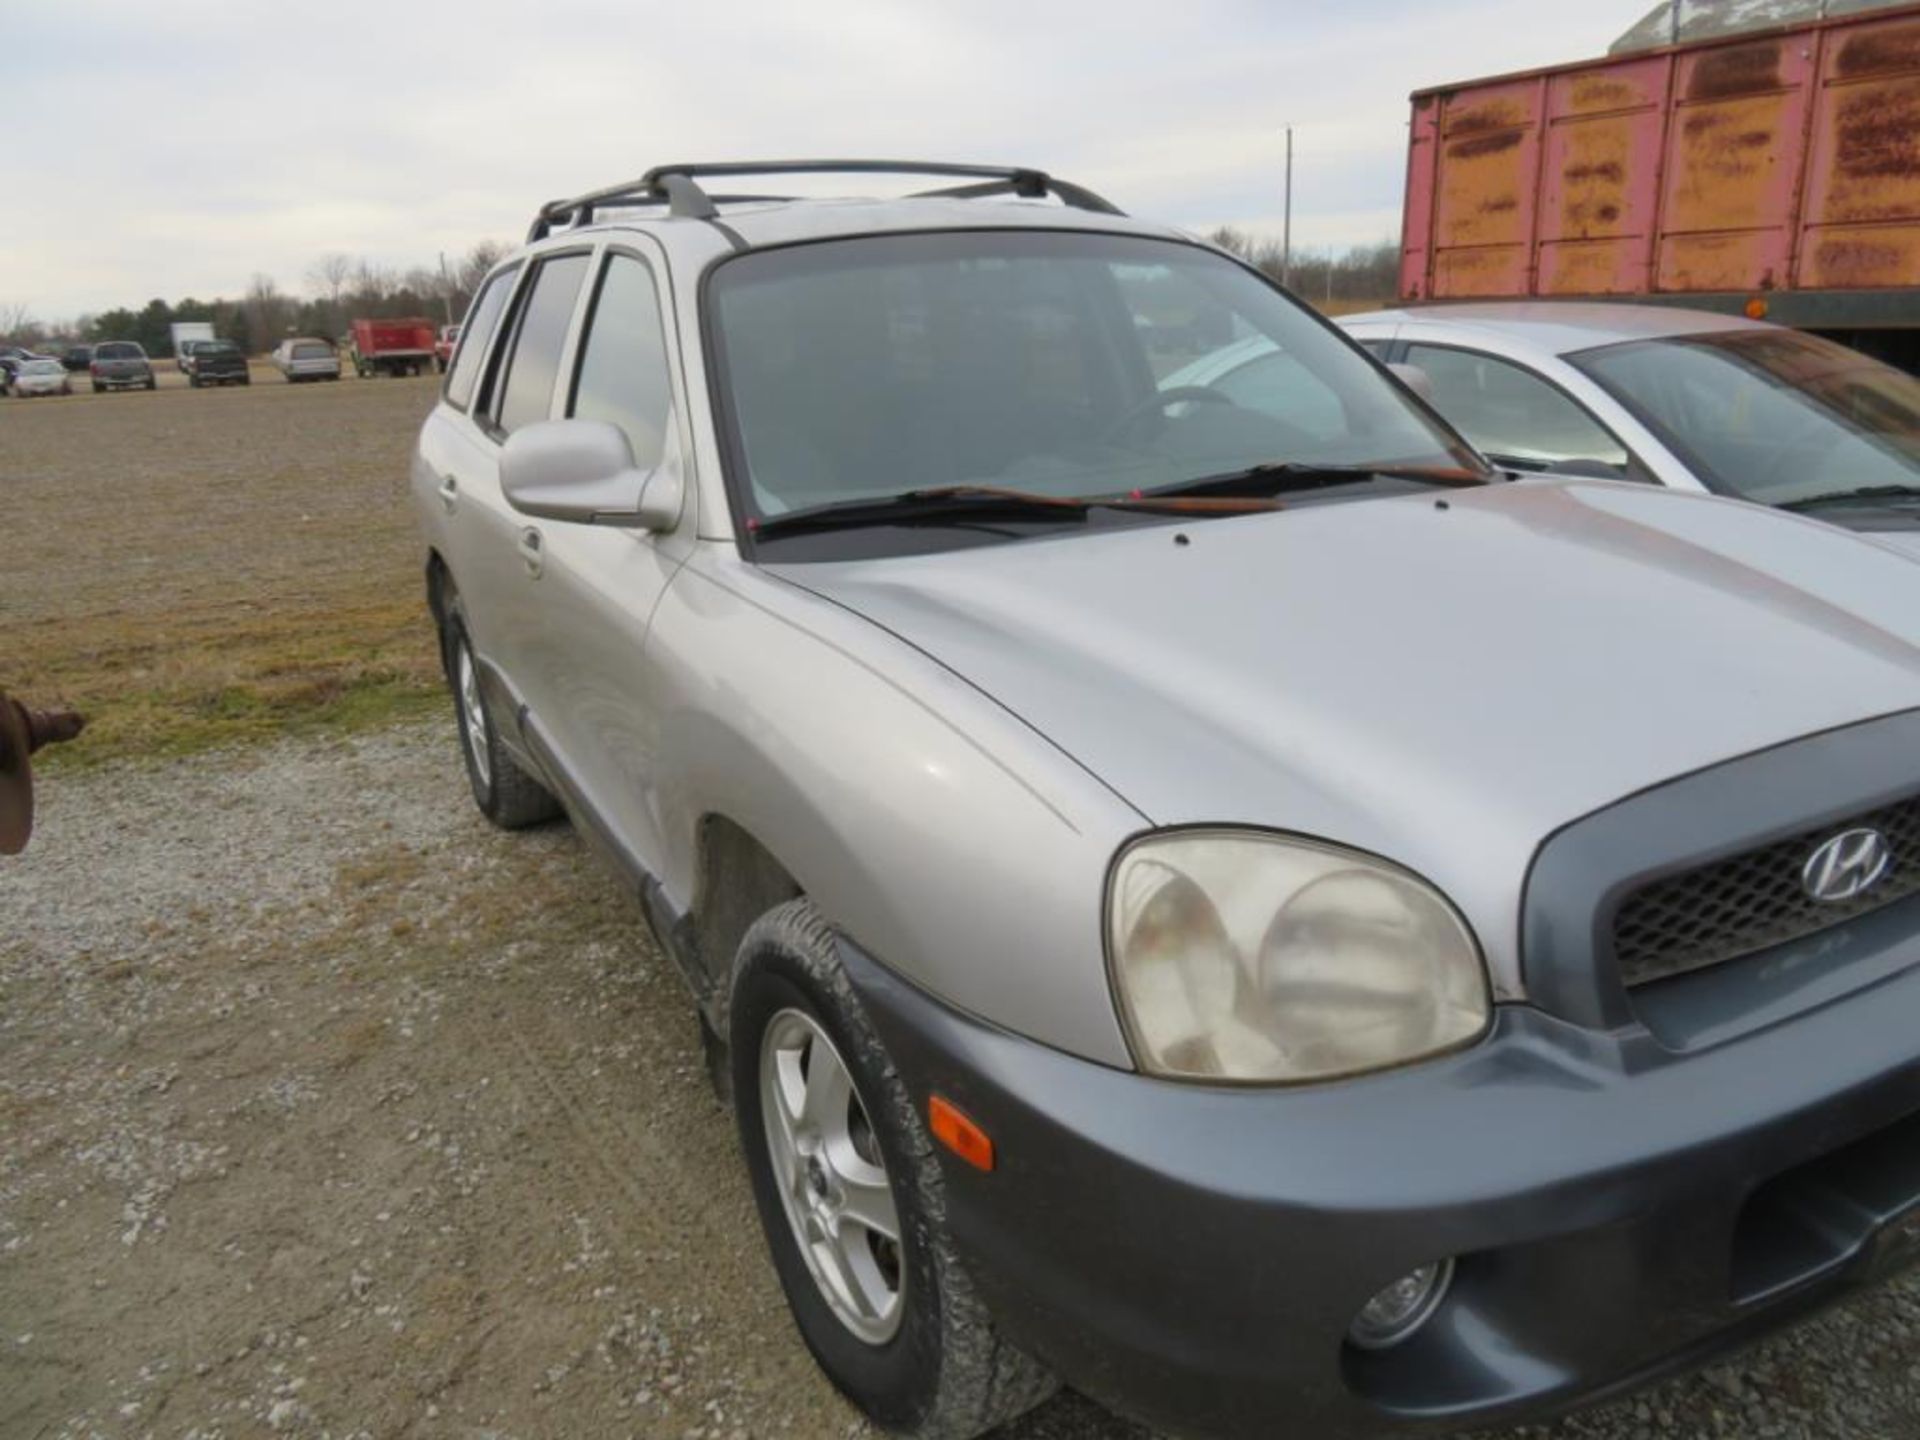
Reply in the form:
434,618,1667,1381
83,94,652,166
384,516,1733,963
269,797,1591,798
2,241,511,356
1206,229,1402,306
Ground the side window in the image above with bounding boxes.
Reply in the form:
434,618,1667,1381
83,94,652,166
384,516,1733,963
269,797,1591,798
569,254,673,469
1405,343,1629,470
445,264,518,411
494,253,591,436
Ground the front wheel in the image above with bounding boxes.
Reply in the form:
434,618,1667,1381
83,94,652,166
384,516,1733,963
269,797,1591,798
144,376,157,391
731,901,1056,1438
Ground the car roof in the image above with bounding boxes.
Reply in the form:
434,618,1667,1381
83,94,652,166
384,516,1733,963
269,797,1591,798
1344,301,1769,356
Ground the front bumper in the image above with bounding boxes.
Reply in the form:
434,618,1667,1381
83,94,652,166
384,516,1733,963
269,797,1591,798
839,932,1920,1440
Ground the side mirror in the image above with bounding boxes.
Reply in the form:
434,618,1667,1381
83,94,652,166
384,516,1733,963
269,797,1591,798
1387,362,1436,402
499,419,682,531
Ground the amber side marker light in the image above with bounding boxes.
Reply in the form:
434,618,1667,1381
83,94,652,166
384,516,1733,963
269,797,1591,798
1745,297,1770,321
929,1095,995,1172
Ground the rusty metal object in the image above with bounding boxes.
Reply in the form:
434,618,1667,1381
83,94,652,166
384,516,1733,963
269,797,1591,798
0,692,87,855
1402,1,1920,313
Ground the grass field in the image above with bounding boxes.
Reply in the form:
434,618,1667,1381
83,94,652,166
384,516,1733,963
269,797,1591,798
1,369,445,765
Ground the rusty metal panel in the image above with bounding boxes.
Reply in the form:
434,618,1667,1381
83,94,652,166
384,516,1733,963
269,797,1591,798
1538,57,1671,293
1800,11,1920,286
1434,246,1535,297
1434,81,1541,250
1401,95,1442,300
1656,36,1812,290
1799,221,1920,282
1431,80,1542,296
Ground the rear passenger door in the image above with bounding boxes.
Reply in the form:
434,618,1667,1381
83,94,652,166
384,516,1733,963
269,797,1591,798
516,242,696,886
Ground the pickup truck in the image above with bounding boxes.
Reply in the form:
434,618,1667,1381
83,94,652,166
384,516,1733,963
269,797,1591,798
350,317,436,378
435,324,462,372
185,340,250,388
89,341,155,393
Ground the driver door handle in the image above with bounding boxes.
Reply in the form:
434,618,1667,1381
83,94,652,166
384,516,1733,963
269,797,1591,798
517,526,544,578
438,474,459,512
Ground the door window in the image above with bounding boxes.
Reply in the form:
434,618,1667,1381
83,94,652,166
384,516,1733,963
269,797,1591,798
1405,343,1629,471
569,254,674,469
445,264,519,411
494,253,590,435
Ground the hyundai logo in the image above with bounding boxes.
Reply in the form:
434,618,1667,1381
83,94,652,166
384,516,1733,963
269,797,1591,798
1801,828,1893,904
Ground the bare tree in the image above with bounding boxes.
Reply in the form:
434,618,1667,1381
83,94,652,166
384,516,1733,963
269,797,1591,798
0,300,35,344
305,253,354,306
242,273,293,354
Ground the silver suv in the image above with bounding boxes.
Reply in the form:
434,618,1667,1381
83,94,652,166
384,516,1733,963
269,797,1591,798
412,162,1920,1440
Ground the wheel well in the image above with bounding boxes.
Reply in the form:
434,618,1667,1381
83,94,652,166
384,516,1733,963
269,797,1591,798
693,815,803,1006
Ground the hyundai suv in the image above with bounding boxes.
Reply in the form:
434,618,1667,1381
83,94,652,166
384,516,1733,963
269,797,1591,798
410,161,1920,1440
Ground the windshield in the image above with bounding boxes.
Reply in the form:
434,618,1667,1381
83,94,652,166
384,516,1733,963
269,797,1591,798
22,360,61,375
292,343,330,359
95,343,140,359
1571,329,1920,508
200,342,237,355
708,231,1477,526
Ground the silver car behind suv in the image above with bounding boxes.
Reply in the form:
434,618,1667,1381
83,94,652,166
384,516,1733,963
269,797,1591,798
412,162,1920,1440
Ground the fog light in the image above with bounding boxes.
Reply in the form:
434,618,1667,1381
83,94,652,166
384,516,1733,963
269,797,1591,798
1348,1259,1454,1350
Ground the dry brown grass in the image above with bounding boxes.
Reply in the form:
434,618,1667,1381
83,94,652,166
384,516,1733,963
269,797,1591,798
1,370,446,765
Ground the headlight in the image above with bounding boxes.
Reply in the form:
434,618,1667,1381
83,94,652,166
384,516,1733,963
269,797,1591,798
1107,831,1489,1083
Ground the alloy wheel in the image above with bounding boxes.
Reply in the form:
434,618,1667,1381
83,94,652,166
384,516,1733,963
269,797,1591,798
760,1008,905,1345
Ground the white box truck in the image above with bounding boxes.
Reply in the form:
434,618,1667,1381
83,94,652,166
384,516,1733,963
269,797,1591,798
168,321,215,374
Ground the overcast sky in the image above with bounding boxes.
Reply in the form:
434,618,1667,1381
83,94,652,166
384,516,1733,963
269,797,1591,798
2,2,1622,321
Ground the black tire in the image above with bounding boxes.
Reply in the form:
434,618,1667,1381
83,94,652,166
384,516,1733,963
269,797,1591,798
730,900,1056,1439
442,610,560,830
188,375,201,389
240,374,251,386
90,382,101,393
144,376,157,391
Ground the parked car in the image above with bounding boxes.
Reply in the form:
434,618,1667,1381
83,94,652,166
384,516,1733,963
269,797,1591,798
414,161,1920,1440
271,338,341,383
434,323,461,372
350,317,436,377
10,357,72,397
0,346,28,393
1339,304,1920,557
185,339,250,388
89,341,155,392
61,344,93,373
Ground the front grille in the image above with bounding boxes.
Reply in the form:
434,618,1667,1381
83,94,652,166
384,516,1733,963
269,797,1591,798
1612,793,1920,988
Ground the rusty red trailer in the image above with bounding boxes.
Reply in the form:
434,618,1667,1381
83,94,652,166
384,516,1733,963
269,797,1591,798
1400,1,1920,355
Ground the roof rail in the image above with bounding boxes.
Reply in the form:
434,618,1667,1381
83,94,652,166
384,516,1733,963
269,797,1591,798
526,160,1124,241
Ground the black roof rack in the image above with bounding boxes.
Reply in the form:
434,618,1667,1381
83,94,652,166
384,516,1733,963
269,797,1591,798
526,160,1124,241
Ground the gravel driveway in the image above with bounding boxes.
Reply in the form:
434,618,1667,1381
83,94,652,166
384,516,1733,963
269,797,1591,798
6,719,1920,1439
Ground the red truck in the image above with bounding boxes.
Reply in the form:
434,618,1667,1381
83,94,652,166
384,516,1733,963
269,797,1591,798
1400,0,1920,367
348,317,437,378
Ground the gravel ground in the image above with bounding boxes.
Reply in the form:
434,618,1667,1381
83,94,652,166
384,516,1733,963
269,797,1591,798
6,719,1920,1439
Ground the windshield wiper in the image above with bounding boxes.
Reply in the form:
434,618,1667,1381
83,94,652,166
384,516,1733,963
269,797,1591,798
1780,484,1920,512
749,484,1281,539
1142,461,1490,502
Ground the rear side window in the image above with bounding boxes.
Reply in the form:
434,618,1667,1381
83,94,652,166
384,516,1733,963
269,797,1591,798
445,264,519,411
96,342,141,360
495,254,590,435
569,254,673,469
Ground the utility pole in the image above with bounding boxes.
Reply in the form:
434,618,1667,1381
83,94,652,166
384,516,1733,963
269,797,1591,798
438,252,455,326
1282,126,1295,291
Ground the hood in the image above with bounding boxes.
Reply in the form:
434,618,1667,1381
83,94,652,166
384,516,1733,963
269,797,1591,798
772,481,1920,997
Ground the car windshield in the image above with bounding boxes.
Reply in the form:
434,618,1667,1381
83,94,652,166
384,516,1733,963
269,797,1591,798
1570,329,1920,508
292,343,330,360
200,342,237,355
95,343,139,359
708,231,1478,526
22,360,61,375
